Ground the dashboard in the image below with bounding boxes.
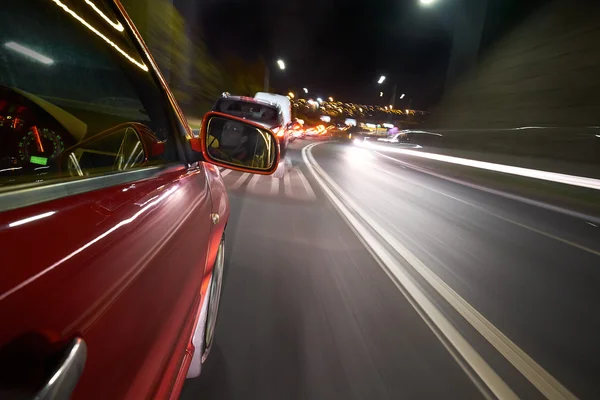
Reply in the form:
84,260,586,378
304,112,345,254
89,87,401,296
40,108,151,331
0,86,76,176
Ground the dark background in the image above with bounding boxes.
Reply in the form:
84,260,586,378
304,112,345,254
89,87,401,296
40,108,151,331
176,0,548,108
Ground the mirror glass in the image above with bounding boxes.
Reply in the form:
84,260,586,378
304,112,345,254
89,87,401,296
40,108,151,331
205,116,277,170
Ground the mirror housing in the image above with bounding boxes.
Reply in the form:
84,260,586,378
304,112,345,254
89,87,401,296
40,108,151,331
190,112,280,174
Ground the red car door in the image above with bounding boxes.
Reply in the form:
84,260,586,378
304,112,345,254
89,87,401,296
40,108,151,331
0,164,213,399
0,1,216,398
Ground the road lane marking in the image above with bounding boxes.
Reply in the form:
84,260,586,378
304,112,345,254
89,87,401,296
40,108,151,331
375,151,600,226
220,168,232,178
284,169,293,196
246,173,261,192
302,144,517,399
304,142,578,400
270,176,280,195
374,153,600,257
231,173,250,189
295,168,317,200
359,141,600,191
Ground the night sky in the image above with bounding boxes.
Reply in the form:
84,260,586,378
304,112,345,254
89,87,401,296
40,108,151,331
178,0,547,108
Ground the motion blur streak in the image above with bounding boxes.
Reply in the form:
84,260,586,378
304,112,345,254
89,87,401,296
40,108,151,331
8,210,56,227
51,0,148,71
302,144,517,400
4,42,54,65
305,142,579,400
371,159,600,257
84,0,124,31
0,187,176,302
358,141,600,191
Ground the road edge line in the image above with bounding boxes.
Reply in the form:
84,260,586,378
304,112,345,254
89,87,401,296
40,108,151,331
304,142,578,400
302,143,518,400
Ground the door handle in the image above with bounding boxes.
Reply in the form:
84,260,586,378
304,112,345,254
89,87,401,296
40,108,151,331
34,337,87,400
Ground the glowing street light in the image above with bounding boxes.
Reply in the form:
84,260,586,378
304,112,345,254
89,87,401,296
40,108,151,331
378,75,386,84
379,92,383,97
420,0,436,5
303,87,308,93
400,93,406,99
277,59,285,70
389,105,393,110
288,92,295,99
328,96,334,102
317,97,323,103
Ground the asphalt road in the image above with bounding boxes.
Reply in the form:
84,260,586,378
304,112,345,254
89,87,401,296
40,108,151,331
181,139,600,399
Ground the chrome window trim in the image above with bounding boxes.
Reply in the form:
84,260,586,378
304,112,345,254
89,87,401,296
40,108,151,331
0,164,181,212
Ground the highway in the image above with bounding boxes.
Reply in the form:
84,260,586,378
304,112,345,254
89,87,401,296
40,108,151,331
181,139,600,400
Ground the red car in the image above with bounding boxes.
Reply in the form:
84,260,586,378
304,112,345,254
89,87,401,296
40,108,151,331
0,1,279,399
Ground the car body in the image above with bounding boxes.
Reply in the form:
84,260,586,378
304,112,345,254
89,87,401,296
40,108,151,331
0,2,277,399
254,92,292,126
212,95,290,159
377,132,408,143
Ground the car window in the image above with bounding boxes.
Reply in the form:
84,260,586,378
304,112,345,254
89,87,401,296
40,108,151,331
0,0,177,191
216,99,280,125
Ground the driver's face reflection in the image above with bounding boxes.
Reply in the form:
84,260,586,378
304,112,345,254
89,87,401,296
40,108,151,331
221,121,247,148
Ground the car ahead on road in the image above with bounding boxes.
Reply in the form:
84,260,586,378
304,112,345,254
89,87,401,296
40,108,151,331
212,95,289,177
0,2,279,399
377,131,408,143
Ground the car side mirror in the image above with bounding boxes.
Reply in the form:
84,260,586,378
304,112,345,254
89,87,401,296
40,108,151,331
190,112,280,174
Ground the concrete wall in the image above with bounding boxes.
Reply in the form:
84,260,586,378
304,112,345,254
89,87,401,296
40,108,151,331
427,0,600,129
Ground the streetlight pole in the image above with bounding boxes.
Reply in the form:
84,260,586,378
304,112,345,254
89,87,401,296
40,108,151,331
264,59,285,92
264,65,270,92
390,83,397,109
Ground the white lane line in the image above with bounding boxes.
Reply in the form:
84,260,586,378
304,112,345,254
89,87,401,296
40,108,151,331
220,168,232,178
302,144,516,400
295,168,317,200
376,151,600,226
270,176,280,196
246,173,262,193
284,169,293,197
359,141,600,191
304,142,578,400
231,173,250,189
374,154,600,257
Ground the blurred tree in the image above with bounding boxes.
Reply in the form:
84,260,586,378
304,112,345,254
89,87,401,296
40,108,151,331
121,0,223,113
221,56,265,96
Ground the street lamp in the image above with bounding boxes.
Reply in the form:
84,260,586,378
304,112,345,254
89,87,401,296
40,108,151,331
317,97,323,103
288,92,295,99
420,0,436,5
264,59,286,92
378,75,386,84
328,96,334,102
380,92,383,97
400,93,405,99
303,88,308,93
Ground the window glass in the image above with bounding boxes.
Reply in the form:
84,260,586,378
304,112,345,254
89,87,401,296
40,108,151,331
215,99,281,126
0,0,176,190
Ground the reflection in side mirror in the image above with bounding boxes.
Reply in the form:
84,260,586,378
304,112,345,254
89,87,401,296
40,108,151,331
201,112,279,174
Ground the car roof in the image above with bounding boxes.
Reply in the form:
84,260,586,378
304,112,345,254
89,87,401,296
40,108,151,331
220,95,278,109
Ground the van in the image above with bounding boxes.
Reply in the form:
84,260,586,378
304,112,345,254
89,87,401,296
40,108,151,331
254,92,292,126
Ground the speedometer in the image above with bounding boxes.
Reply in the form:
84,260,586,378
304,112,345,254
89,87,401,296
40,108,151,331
18,127,65,166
